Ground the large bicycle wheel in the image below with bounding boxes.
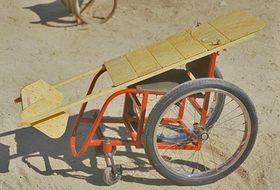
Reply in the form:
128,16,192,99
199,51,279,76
144,78,258,185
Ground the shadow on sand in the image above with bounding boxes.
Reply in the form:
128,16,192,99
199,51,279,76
0,110,173,186
24,0,78,27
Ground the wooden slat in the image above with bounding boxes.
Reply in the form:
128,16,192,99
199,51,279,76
22,99,59,120
209,11,266,41
53,66,102,88
168,32,207,58
21,80,63,109
104,56,138,86
191,23,230,50
148,40,184,67
21,98,69,139
126,48,161,76
33,113,69,139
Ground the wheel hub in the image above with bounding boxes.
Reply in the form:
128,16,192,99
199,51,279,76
192,123,209,140
201,131,209,140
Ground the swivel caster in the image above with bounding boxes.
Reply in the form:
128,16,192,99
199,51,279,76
102,164,122,186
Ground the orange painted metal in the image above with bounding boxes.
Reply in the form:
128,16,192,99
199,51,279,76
122,94,137,141
208,52,218,78
136,92,148,145
178,98,187,120
201,53,218,126
189,97,203,115
70,53,218,158
103,140,113,154
157,143,200,151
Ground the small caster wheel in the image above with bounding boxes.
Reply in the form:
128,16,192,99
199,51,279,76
102,164,122,186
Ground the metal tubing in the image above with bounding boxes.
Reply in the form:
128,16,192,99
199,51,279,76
201,52,218,125
136,92,149,144
71,88,139,157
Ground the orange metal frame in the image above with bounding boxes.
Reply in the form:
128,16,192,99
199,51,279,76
70,53,218,158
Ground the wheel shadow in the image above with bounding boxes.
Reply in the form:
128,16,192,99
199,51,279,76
24,0,78,27
0,110,173,186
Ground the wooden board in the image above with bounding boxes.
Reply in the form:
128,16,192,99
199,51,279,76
104,56,138,86
21,80,63,109
20,80,68,138
34,112,69,139
126,48,161,76
53,66,102,88
105,11,265,86
168,32,207,58
190,23,230,50
22,99,69,139
209,11,266,41
22,99,59,120
148,40,184,67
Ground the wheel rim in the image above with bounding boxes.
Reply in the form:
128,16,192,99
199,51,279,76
153,88,251,179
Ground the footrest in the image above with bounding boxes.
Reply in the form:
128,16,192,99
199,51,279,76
18,80,69,138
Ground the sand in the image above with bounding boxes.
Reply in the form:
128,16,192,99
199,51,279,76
0,0,279,189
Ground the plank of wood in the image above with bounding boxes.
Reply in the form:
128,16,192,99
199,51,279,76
190,23,230,50
17,34,255,128
21,98,69,138
147,40,184,67
22,99,60,120
19,79,69,138
104,56,138,86
168,31,207,58
53,66,103,88
209,11,266,41
126,48,161,76
17,86,120,127
21,80,63,109
33,112,69,139
15,67,103,106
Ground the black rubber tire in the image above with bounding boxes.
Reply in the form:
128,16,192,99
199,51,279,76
144,78,258,186
206,68,225,126
102,165,122,186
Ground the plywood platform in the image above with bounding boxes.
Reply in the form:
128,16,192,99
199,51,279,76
20,80,69,138
105,10,265,86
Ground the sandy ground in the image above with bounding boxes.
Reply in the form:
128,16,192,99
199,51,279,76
0,0,279,189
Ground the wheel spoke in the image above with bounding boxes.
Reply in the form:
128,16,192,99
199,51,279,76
214,113,244,127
